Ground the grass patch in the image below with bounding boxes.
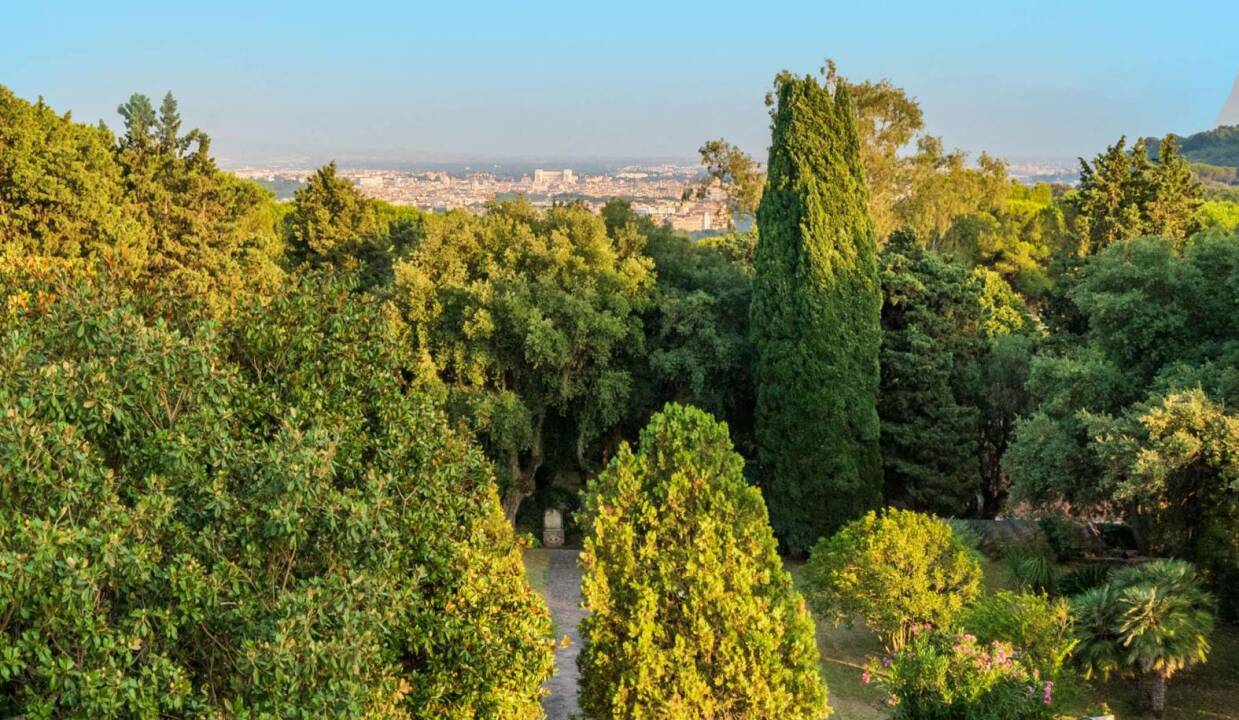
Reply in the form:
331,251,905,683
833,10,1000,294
521,547,551,599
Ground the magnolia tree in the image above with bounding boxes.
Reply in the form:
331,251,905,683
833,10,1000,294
577,403,829,719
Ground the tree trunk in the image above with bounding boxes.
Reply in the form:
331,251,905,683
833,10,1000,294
501,416,544,526
1143,669,1167,717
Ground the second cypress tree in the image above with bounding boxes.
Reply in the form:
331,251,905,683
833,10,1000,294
751,70,883,554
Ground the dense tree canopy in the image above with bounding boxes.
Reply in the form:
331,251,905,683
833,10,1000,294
0,87,141,260
3,72,1239,718
0,264,553,718
1,86,287,315
751,69,883,553
393,199,654,522
1072,136,1203,254
878,231,985,515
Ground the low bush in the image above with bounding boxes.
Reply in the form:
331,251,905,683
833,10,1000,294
963,591,1076,682
1005,544,1057,594
863,629,1058,720
1056,564,1113,597
805,509,983,650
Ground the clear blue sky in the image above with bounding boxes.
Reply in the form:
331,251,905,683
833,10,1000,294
4,1,1237,165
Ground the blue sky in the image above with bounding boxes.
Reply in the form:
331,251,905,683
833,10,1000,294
4,1,1237,165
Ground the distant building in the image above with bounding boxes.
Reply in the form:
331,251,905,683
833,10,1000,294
532,169,577,188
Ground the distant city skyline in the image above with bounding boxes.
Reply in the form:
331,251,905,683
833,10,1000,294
4,1,1237,165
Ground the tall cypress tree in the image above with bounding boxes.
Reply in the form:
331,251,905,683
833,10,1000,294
751,70,882,554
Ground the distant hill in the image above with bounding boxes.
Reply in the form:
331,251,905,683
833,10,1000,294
1146,125,1239,168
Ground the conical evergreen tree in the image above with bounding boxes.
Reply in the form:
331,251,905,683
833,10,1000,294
751,69,883,553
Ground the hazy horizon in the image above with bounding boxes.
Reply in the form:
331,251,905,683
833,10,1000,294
5,1,1238,167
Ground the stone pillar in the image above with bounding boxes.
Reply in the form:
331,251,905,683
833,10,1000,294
543,508,564,548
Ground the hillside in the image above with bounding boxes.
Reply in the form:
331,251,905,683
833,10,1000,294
1146,124,1239,168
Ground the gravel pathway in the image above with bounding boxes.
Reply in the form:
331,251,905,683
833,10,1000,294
540,548,586,720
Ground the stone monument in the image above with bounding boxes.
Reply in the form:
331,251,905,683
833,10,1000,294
542,508,564,548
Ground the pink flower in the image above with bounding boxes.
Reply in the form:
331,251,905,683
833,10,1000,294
1042,680,1054,706
861,671,872,685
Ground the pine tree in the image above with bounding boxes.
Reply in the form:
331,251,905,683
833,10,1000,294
878,232,984,515
157,91,183,155
1145,135,1203,242
116,92,157,153
1072,135,1203,255
751,69,883,553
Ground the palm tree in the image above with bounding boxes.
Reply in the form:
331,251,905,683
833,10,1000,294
1071,560,1214,717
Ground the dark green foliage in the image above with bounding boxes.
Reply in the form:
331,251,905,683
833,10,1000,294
1038,514,1084,563
878,231,984,514
1146,125,1239,169
1005,544,1057,595
577,404,829,719
1007,234,1239,516
1072,136,1203,254
393,200,654,523
0,266,554,718
751,70,882,553
1072,236,1235,381
976,332,1035,514
626,199,756,452
1007,232,1239,617
1056,565,1114,597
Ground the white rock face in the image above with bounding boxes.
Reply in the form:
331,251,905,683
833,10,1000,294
1217,71,1239,128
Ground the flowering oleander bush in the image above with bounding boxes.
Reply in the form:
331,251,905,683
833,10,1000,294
962,591,1076,682
862,629,1058,720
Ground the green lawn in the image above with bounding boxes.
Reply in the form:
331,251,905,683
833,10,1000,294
522,547,550,598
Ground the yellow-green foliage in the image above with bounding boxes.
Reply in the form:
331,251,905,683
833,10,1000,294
804,509,983,650
963,591,1077,681
0,85,142,259
1197,200,1239,234
0,86,286,316
578,403,829,720
0,267,554,718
